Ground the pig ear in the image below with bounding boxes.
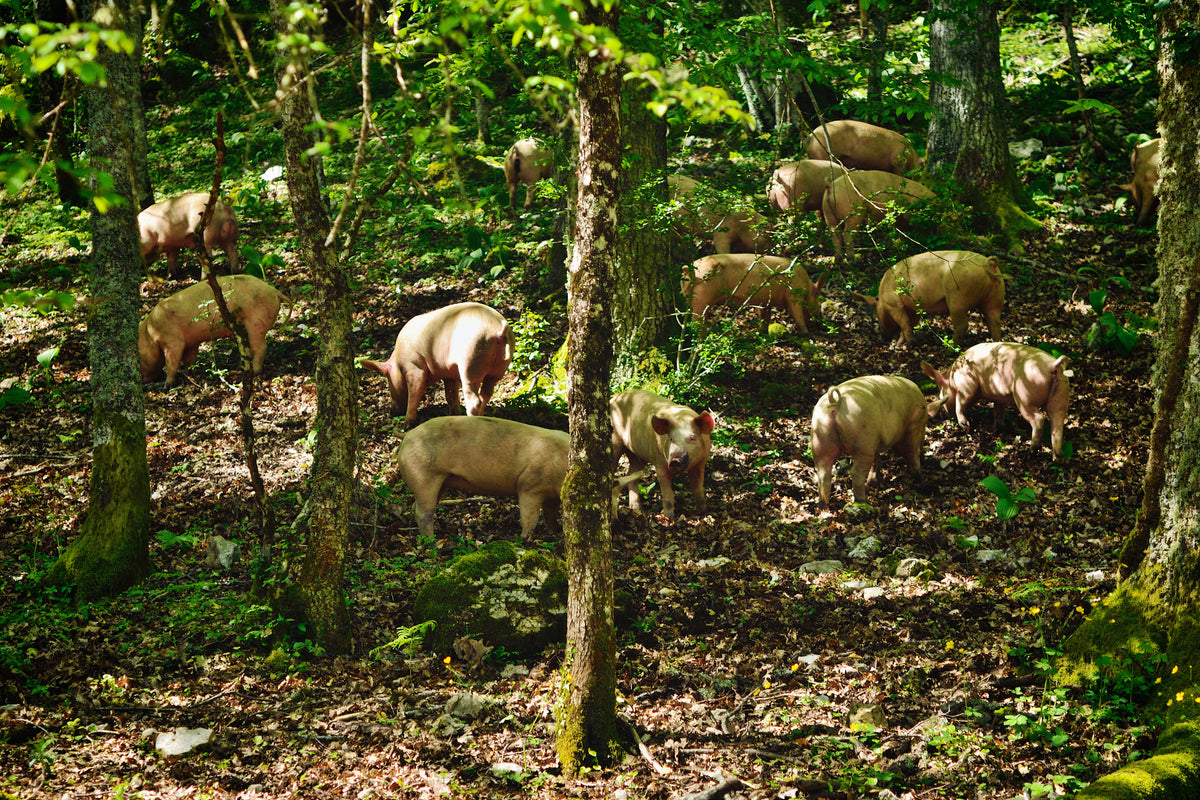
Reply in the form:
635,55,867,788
926,396,950,417
855,292,877,308
360,358,389,376
693,411,716,434
814,273,828,294
920,360,941,382
651,415,672,436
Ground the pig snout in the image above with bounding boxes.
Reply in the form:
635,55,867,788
666,445,691,475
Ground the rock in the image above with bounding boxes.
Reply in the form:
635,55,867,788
863,587,886,601
204,535,241,570
799,559,844,575
848,703,887,730
848,536,881,559
413,541,567,657
1008,138,1044,159
445,692,489,720
1085,569,1105,583
894,557,934,579
975,549,1009,564
155,727,212,757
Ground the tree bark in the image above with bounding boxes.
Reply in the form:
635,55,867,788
926,0,1040,248
1061,0,1200,795
614,79,672,381
44,0,151,602
863,1,889,114
555,0,621,774
270,0,358,655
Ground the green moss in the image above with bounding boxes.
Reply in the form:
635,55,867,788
1075,722,1200,800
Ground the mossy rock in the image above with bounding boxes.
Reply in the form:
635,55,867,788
413,541,567,657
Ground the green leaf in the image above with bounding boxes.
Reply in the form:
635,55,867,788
979,474,1012,500
996,498,1018,521
1014,487,1038,504
1088,288,1107,314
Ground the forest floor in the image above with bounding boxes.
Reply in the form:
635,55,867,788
0,178,1162,800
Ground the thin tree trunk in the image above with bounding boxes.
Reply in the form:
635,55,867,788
44,0,150,602
865,2,889,113
735,63,770,131
1061,0,1099,152
269,0,358,654
556,0,621,774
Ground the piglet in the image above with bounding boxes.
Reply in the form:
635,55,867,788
138,192,239,278
921,342,1070,458
810,375,928,506
862,250,1005,346
138,274,287,387
805,120,924,174
683,253,825,336
397,416,568,539
669,175,773,254
768,159,850,213
362,302,514,429
1118,137,1161,228
504,138,554,209
821,170,934,263
610,389,715,520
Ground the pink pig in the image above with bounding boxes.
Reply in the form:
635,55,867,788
1117,137,1161,228
669,175,773,254
504,138,554,209
821,170,935,263
768,159,850,213
683,253,825,336
138,274,287,387
361,302,514,429
921,342,1070,458
805,120,924,174
862,250,1005,347
610,389,716,520
397,416,568,540
810,375,928,507
138,192,239,278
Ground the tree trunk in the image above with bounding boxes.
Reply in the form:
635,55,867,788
614,80,672,381
864,1,889,114
44,0,151,602
927,0,1040,248
1060,1,1200,795
555,0,621,774
270,0,358,655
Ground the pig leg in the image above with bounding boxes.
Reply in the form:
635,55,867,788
404,372,429,429
624,452,647,512
982,306,1002,341
442,376,464,416
657,462,678,519
712,230,733,254
517,493,544,540
162,341,189,387
409,481,443,539
688,463,708,516
849,454,875,503
1049,416,1065,459
949,308,970,345
460,365,490,416
165,249,179,279
782,298,812,337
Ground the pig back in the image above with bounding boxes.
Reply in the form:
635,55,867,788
817,375,925,451
805,121,923,174
823,171,933,226
769,160,849,213
404,302,512,373
148,274,281,334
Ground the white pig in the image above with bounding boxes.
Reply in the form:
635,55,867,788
138,274,287,387
1118,137,1161,228
138,192,239,278
682,253,825,336
921,342,1070,458
669,175,773,254
821,170,935,263
361,302,514,429
504,138,554,209
397,416,569,539
768,159,850,213
804,120,924,174
810,375,928,506
862,250,1005,346
610,389,716,520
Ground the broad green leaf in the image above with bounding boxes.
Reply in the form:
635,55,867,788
979,474,1012,500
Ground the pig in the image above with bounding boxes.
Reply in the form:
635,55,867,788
361,302,514,429
1117,137,1161,227
138,192,239,278
862,250,1005,347
767,159,850,214
921,342,1070,459
138,274,287,387
682,253,826,336
669,175,773,254
397,416,569,539
504,138,554,209
810,375,928,506
821,170,935,263
610,389,716,520
804,120,924,174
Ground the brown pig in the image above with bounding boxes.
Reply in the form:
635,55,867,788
362,302,514,429
669,175,773,254
1118,137,1161,227
804,120,924,174
504,138,554,209
138,192,239,277
138,274,287,387
810,375,927,506
397,416,568,539
863,250,1005,347
921,342,1070,458
768,159,850,213
682,253,826,336
821,170,935,263
611,389,716,520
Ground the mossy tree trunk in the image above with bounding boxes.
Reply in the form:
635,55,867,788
1060,2,1200,795
44,0,151,602
270,0,358,655
555,0,621,774
614,77,671,381
927,0,1041,248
